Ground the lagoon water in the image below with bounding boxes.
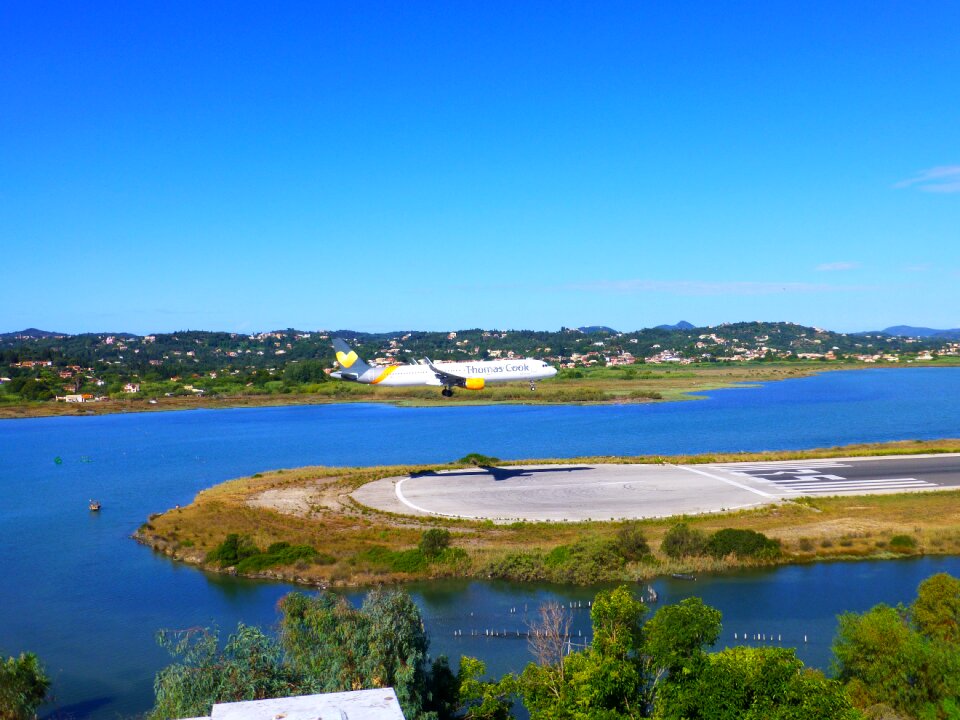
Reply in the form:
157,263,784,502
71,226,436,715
2,367,960,718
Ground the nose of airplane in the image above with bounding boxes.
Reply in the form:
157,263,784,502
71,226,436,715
546,364,558,377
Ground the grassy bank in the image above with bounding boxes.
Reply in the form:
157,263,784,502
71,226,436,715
135,439,960,587
7,359,960,419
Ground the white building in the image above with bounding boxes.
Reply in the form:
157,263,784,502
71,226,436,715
180,688,405,720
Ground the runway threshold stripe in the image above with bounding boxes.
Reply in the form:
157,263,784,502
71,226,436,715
719,463,849,470
780,483,934,493
777,478,930,486
675,465,776,498
775,478,926,487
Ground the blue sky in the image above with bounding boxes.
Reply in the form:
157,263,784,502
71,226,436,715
2,1,958,334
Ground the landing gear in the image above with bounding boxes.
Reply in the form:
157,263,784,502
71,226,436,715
441,387,454,397
530,382,537,391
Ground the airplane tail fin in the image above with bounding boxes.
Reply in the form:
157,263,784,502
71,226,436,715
332,338,373,378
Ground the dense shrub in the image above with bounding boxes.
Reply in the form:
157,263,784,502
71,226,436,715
235,543,324,573
0,652,50,720
484,551,547,582
206,534,260,567
457,453,500,465
282,360,328,385
705,529,781,559
207,537,328,572
357,546,427,574
435,546,470,569
418,528,452,558
889,534,917,551
661,523,708,558
616,522,652,560
543,539,625,583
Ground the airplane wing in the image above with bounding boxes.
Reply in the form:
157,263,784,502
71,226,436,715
423,357,467,387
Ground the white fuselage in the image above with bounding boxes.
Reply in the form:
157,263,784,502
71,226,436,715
366,358,556,387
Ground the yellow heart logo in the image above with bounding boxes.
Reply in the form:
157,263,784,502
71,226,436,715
336,350,358,368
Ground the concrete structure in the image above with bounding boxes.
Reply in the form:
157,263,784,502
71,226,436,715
352,454,960,523
181,688,405,720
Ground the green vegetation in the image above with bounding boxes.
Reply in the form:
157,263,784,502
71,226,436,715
479,527,776,584
660,523,708,558
357,546,429,574
353,530,465,574
419,528,452,558
205,534,329,573
137,439,960,588
0,652,50,720
150,577,960,719
889,533,918,552
704,528,781,559
152,589,456,720
4,322,960,417
457,453,501,465
833,573,960,719
616,521,652,561
660,524,780,561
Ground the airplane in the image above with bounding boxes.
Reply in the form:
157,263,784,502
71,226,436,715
330,338,558,396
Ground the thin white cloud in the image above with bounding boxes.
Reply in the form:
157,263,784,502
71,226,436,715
895,166,960,193
904,263,932,273
816,261,861,272
561,279,875,296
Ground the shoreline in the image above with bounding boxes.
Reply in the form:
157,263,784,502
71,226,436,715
5,361,957,420
136,438,960,589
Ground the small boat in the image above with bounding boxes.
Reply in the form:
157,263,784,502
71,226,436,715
88,500,101,512
671,573,696,581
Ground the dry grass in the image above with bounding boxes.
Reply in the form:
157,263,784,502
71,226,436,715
136,439,960,587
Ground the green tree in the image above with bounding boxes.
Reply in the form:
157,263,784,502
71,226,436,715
517,586,648,719
912,572,960,645
150,625,308,720
0,652,50,720
616,522,651,561
833,574,960,720
643,597,721,689
279,590,436,719
283,360,329,386
660,523,707,558
17,380,53,402
833,604,929,716
419,528,452,559
206,533,260,567
457,657,515,720
653,646,860,720
704,528,780,559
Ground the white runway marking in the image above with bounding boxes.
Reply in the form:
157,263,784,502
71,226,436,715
394,476,464,517
773,478,934,494
674,464,776,498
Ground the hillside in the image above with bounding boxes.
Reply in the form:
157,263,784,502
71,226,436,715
1,321,958,407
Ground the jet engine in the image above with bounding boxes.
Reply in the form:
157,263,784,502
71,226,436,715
464,378,485,390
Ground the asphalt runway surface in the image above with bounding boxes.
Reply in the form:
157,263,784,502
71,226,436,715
351,454,960,522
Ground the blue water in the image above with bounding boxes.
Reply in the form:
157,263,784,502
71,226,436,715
1,368,959,718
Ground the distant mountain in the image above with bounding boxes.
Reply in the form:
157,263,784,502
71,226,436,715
0,328,69,340
577,326,618,334
861,326,960,339
654,321,696,331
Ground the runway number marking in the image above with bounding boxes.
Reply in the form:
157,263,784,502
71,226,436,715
710,463,939,496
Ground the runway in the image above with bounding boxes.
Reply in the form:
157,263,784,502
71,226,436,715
350,453,960,522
